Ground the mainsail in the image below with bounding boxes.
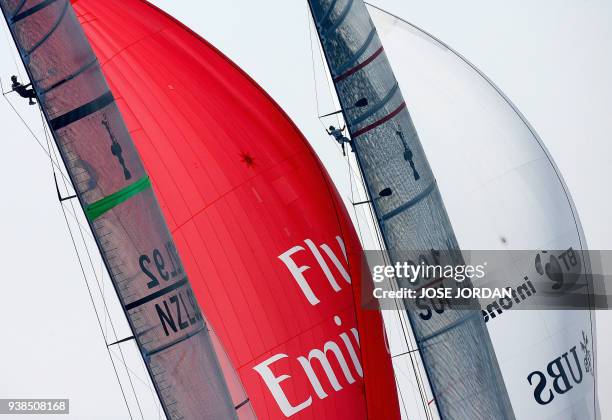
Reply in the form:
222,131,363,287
307,0,515,419
71,0,401,418
0,0,236,419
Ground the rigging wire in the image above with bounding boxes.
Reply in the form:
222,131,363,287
0,93,162,414
306,9,324,129
1,20,22,79
304,4,433,417
0,35,151,413
101,253,107,337
2,14,164,417
347,147,433,419
346,142,366,245
306,5,361,216
341,129,430,420
2,81,157,418
38,110,135,420
305,14,433,418
305,8,381,418
1,82,98,245
57,195,137,419
41,108,147,420
305,9,432,419
340,122,432,418
307,7,343,130
1,83,69,182
393,372,411,420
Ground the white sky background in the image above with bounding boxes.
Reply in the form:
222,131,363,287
0,0,610,418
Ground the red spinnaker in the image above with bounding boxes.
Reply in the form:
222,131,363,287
73,0,400,417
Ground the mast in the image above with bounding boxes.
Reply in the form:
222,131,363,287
306,1,515,418
0,1,235,418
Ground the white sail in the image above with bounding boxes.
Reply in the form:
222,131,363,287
369,4,599,419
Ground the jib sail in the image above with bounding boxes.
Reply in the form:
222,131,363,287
0,0,236,419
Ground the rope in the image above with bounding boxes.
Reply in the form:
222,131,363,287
343,137,432,420
41,110,147,420
1,18,160,416
3,91,159,419
394,373,410,419
306,5,329,132
305,5,433,416
1,85,98,254
1,20,22,79
1,84,69,183
329,85,434,420
0,84,96,241
39,114,135,420
306,4,343,130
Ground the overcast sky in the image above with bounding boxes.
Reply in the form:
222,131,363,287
0,0,610,418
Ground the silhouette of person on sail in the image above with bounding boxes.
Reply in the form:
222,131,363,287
11,75,36,105
326,125,353,156
102,114,132,180
396,126,420,181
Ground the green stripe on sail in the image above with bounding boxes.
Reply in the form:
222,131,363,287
85,175,151,221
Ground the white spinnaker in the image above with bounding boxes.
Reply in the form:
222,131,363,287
369,4,598,419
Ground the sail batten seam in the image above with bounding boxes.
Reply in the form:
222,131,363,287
334,45,383,82
380,181,436,222
325,0,354,34
42,57,98,93
49,90,114,130
351,81,398,125
352,101,406,137
11,0,57,22
334,28,377,78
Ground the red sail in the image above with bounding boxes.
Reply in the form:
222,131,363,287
72,0,399,418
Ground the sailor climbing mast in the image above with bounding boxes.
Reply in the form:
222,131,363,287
307,0,515,418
